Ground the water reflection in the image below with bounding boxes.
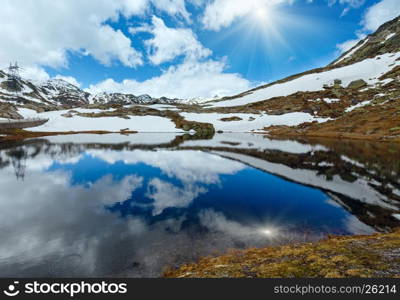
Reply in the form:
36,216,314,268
0,133,399,277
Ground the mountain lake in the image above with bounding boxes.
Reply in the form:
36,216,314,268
0,133,399,277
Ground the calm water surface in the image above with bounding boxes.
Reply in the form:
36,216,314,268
0,133,399,277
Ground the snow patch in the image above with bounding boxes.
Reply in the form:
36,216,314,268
385,33,396,41
181,112,329,132
341,155,365,168
323,98,340,104
336,38,369,64
345,100,372,112
22,109,182,133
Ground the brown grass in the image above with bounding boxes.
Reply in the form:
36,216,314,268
0,129,137,141
164,230,400,278
265,97,400,143
220,116,243,122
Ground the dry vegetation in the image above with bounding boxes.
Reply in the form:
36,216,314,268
220,116,243,122
73,106,215,135
0,128,137,141
265,95,400,142
164,230,400,278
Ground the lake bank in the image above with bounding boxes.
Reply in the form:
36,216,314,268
164,229,400,278
0,128,138,141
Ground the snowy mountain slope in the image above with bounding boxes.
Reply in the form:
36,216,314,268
89,92,179,105
332,16,400,67
38,79,90,106
0,70,180,109
210,52,400,108
0,72,89,107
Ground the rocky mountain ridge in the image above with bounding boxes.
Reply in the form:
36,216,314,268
332,16,400,67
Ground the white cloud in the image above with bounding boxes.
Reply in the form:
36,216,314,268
151,0,192,22
0,0,197,71
124,0,195,20
327,0,366,8
131,16,211,65
20,66,51,83
362,0,400,32
146,178,206,215
201,0,371,31
124,12,236,98
201,0,290,31
87,59,252,99
0,0,145,69
18,65,81,87
336,33,366,53
120,0,149,16
53,75,82,88
86,149,246,184
312,0,366,15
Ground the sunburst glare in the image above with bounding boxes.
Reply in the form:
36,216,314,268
254,6,270,20
208,2,317,81
259,226,279,237
252,3,274,27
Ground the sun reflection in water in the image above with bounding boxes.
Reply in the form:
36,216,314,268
259,226,279,237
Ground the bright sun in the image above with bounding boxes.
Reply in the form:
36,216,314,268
255,7,269,19
251,5,273,27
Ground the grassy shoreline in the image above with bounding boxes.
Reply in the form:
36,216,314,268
2,128,399,143
266,131,400,143
164,230,400,278
0,128,138,141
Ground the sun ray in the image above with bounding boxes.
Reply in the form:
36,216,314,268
201,2,318,84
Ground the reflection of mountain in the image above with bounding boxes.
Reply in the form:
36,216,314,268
1,133,399,230
209,150,399,231
0,139,85,180
180,135,400,231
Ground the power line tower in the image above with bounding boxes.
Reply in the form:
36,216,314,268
7,147,27,181
8,62,22,81
6,62,23,98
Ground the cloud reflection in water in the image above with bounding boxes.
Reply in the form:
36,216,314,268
0,135,395,277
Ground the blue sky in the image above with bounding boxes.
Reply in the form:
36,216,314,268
61,1,369,84
1,0,399,99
